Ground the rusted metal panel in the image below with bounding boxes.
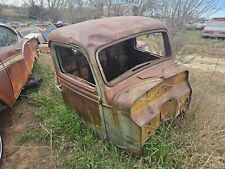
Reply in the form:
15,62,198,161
49,16,192,154
49,16,168,55
2,39,37,100
0,24,38,109
0,62,14,107
58,74,102,127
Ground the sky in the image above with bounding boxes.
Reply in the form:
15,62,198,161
3,0,225,18
211,0,225,18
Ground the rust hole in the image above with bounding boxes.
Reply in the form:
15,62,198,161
148,131,151,135
148,122,151,126
169,99,172,102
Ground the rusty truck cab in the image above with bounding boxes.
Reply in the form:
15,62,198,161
49,16,192,153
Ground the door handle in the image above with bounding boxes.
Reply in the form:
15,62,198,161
56,84,62,92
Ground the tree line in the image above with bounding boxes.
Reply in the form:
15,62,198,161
23,0,218,26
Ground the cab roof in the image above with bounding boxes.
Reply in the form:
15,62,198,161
49,16,168,54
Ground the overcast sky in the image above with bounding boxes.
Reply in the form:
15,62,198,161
3,0,22,6
4,0,225,18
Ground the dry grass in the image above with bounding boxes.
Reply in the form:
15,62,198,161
173,31,225,168
172,30,225,59
180,69,225,168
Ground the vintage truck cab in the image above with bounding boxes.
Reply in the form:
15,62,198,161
49,16,192,153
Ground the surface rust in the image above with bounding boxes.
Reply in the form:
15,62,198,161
49,16,167,55
49,16,192,154
0,24,38,109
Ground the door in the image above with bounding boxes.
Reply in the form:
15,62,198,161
0,26,19,106
53,44,104,134
0,60,14,108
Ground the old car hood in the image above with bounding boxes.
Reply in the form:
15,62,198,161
109,60,188,111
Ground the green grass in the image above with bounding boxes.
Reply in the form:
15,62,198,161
17,62,191,169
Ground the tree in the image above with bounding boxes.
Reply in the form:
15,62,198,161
23,0,45,19
153,0,217,28
23,0,219,26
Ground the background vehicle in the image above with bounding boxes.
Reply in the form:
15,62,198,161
49,16,192,153
194,21,206,30
185,22,194,30
37,26,57,54
0,24,38,111
203,19,225,38
17,26,46,44
7,22,21,29
55,20,71,28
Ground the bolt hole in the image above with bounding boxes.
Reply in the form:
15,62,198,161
169,99,172,102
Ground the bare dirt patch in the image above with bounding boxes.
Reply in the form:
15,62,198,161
177,55,225,73
0,100,51,169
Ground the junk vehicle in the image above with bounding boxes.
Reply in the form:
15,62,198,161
203,19,225,38
0,24,39,111
48,16,192,153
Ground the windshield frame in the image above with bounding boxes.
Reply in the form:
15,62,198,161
95,29,172,87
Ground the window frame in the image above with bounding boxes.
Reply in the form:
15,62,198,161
52,43,96,88
0,25,20,48
134,32,168,58
96,29,172,87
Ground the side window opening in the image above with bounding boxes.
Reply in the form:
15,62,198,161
55,45,95,85
98,32,170,82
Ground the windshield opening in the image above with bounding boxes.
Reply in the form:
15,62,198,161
98,31,170,83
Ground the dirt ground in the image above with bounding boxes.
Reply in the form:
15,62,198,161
0,100,51,169
178,55,225,74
